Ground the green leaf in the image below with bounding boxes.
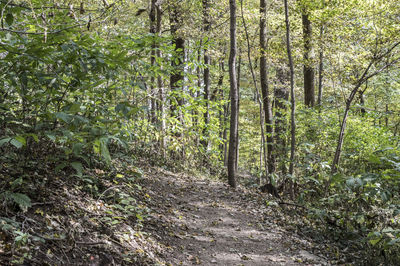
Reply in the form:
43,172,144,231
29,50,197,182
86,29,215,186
136,213,144,221
369,238,381,246
46,133,56,141
5,13,14,26
55,163,68,172
11,177,23,189
68,103,81,114
72,143,84,156
71,162,83,177
10,138,23,149
26,133,39,142
100,138,111,164
14,136,26,146
8,193,31,212
0,138,11,147
56,112,72,123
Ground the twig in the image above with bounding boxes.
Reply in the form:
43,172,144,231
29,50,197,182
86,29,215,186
278,201,307,209
97,185,123,201
31,201,54,206
0,0,103,12
75,240,109,245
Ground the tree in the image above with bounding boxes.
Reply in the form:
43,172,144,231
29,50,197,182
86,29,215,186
201,0,211,149
169,1,185,122
317,11,324,107
240,0,269,181
260,0,275,174
274,65,289,174
284,0,296,194
150,0,158,123
302,4,315,107
331,41,400,173
228,0,238,188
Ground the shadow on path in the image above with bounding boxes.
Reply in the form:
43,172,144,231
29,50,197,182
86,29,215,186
141,168,327,265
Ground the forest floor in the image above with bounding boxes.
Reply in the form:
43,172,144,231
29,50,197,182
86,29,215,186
140,167,341,265
0,161,350,265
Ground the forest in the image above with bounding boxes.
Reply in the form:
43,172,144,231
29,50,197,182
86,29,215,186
0,0,400,265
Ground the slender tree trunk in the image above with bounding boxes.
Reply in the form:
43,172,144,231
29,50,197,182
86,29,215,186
149,0,158,124
194,45,202,128
331,78,369,173
169,3,185,122
201,0,211,149
223,101,229,166
385,104,389,127
154,1,166,153
331,102,352,173
235,50,241,172
302,9,315,107
241,0,269,180
284,0,296,192
228,0,238,188
216,59,226,157
331,42,400,173
359,87,366,116
260,0,275,174
317,22,324,107
274,66,289,174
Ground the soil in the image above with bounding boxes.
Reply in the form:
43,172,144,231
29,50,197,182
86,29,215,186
0,164,342,265
141,168,331,265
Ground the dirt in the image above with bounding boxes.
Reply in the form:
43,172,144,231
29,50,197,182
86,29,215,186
141,168,331,265
0,162,341,265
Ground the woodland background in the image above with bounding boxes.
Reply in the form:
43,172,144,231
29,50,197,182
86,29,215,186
0,0,400,264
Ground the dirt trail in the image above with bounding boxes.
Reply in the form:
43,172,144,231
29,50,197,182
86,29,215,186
142,169,328,265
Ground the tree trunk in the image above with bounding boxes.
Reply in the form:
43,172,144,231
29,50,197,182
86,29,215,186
359,87,366,116
317,23,324,107
302,10,315,107
331,41,400,173
228,0,238,188
194,45,201,129
241,0,269,180
235,50,241,173
331,102,351,173
260,0,275,174
201,0,211,149
154,1,166,152
385,104,389,127
284,0,296,196
149,0,158,124
169,3,185,122
274,66,289,174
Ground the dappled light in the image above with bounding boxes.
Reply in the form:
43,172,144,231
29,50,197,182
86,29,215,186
1,0,400,264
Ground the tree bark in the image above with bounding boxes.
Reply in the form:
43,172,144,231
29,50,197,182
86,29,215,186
260,0,275,174
149,0,157,124
236,50,241,173
228,0,238,188
153,1,166,152
284,0,296,180
302,10,315,107
201,0,211,149
274,66,289,174
317,23,324,107
241,0,269,180
169,2,185,121
359,87,366,116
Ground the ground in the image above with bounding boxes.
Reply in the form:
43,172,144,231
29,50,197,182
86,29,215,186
0,164,343,265
141,168,331,265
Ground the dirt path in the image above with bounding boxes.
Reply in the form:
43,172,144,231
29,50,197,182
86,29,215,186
142,169,328,265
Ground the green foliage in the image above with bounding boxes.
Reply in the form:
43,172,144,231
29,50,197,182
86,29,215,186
0,192,31,212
